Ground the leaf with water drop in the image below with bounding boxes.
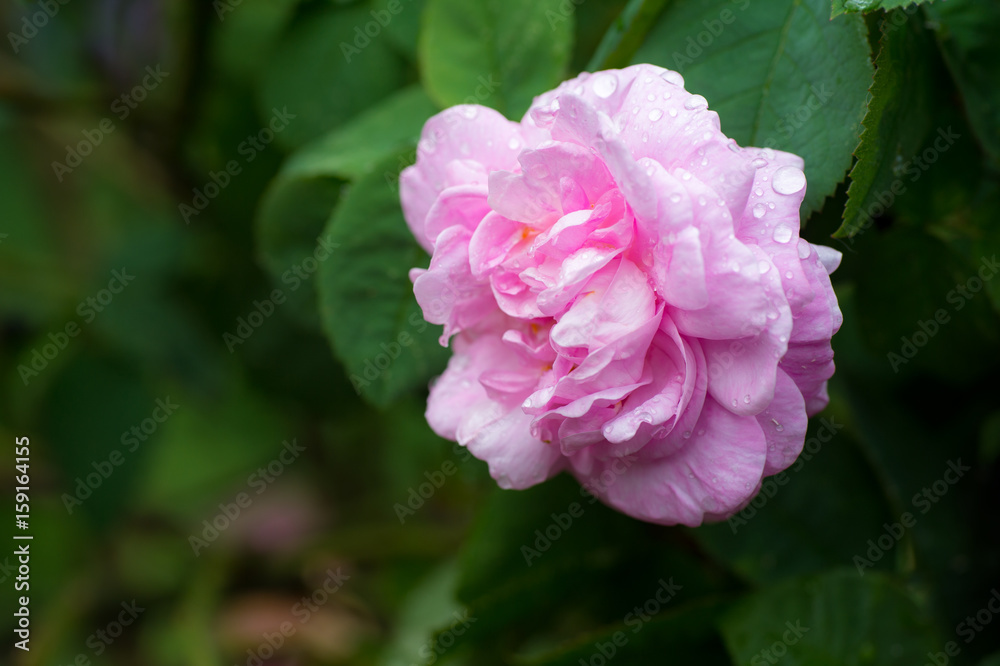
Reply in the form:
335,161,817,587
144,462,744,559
830,0,934,18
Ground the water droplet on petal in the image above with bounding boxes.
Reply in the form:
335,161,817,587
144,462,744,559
772,165,806,195
646,93,656,102
743,394,751,404
682,430,691,439
529,164,549,180
632,105,640,115
684,95,708,110
784,270,793,279
668,108,678,117
772,224,793,243
753,203,766,219
418,138,434,154
754,187,764,197
461,106,478,119
642,132,649,143
797,239,811,259
663,91,671,99
758,260,770,274
574,84,585,95
751,157,767,168
648,108,663,122
508,137,520,150
661,70,684,86
592,73,618,98
669,193,682,203
698,196,707,206
697,429,705,436
731,399,739,407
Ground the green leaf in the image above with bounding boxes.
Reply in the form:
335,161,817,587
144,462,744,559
515,597,732,666
258,2,406,150
317,149,450,407
836,11,934,238
586,0,670,72
374,0,428,60
831,0,933,18
256,87,438,324
721,570,942,665
924,0,1000,165
419,0,574,118
632,0,874,216
281,85,439,182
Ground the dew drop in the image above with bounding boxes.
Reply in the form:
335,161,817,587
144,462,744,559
772,165,806,195
508,137,520,150
684,95,708,110
772,224,793,244
698,195,707,206
529,164,549,180
418,138,435,154
668,108,678,117
758,260,770,274
743,394,751,404
662,91,671,99
784,270,793,279
731,399,739,407
647,93,656,102
574,84,585,95
751,157,767,169
460,106,478,119
642,132,649,143
648,108,663,122
697,429,705,436
669,193,682,203
682,430,692,439
592,73,618,98
797,238,811,259
752,203,766,219
632,105,640,115
754,187,764,197
768,202,775,209
661,70,684,86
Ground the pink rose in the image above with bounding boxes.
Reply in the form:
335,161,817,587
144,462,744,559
400,64,842,526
